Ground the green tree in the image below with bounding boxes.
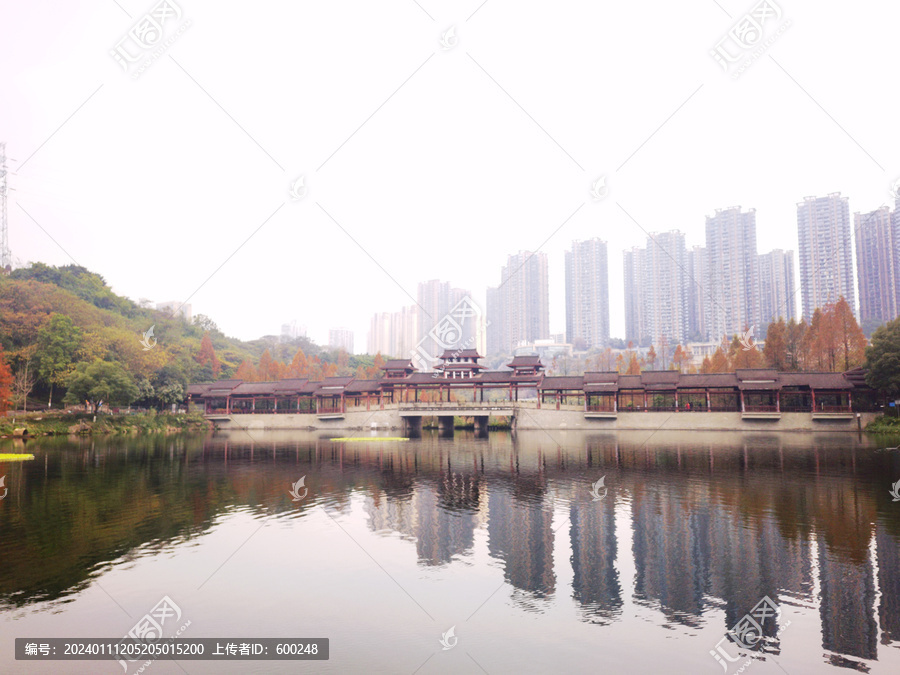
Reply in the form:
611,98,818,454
36,313,83,408
865,316,900,394
63,360,139,413
156,383,185,408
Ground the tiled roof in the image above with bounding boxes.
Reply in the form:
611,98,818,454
344,379,382,394
273,378,309,394
439,349,481,359
382,359,415,370
507,355,543,368
231,382,279,395
538,375,585,390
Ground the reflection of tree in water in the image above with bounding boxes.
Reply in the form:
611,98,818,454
3,431,900,669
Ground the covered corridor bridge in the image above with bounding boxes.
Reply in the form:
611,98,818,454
186,351,879,425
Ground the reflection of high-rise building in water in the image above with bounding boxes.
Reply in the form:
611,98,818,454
631,485,710,623
365,479,481,567
706,502,811,635
819,540,878,660
569,490,622,623
414,484,478,566
876,521,900,645
488,484,555,599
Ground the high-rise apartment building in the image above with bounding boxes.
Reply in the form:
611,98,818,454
492,251,550,354
367,306,418,357
328,327,354,354
758,249,796,331
623,232,689,347
855,205,898,330
417,280,451,344
486,286,501,355
705,206,758,341
565,238,610,350
797,193,856,319
687,245,708,342
623,246,645,345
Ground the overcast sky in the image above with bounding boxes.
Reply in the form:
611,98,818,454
2,0,897,349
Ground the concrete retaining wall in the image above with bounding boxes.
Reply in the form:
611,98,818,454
211,408,877,432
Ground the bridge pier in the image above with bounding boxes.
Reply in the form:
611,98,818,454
403,415,422,437
438,415,455,435
474,416,489,437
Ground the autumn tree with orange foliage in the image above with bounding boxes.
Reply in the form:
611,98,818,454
625,353,641,375
235,360,257,381
830,297,866,371
195,332,221,379
671,344,692,373
763,318,789,370
0,345,13,414
729,334,766,369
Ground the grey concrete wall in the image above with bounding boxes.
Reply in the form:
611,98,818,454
515,410,876,432
211,408,877,432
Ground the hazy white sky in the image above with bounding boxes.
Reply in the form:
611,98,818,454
2,0,897,348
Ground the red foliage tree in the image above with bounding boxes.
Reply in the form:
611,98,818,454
196,332,221,378
0,345,13,414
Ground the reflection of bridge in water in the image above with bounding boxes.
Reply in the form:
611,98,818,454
398,402,519,434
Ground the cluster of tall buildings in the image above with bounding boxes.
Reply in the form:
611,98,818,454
367,280,486,360
364,193,900,359
622,192,900,346
625,207,796,346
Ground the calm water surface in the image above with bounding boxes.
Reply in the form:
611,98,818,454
1,429,900,674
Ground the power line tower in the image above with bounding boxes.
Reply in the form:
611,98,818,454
0,142,9,271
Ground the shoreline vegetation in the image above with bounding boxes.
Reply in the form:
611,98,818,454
0,412,211,438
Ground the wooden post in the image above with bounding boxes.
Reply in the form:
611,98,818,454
776,390,780,413
811,389,816,411
556,391,560,411
706,390,711,411
740,390,745,413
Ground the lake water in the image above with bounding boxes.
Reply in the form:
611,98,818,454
1,429,900,674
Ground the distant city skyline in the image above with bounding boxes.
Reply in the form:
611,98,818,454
5,3,898,349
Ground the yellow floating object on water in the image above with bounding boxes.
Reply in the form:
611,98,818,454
329,437,409,442
0,454,36,461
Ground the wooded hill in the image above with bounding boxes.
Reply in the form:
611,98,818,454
0,263,379,411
